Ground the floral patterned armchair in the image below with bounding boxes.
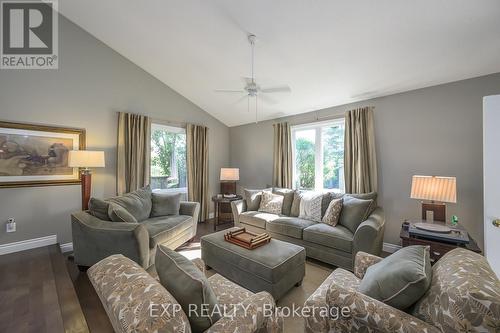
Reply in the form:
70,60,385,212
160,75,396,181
88,254,283,333
304,248,500,333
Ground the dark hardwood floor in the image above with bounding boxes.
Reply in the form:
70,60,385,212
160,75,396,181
0,244,89,333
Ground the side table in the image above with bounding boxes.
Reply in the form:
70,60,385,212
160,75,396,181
212,195,243,231
400,223,481,264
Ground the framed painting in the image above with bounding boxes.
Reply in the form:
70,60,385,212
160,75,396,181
0,121,86,188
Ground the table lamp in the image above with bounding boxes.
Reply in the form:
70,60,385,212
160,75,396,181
220,168,239,194
68,150,105,210
410,175,457,222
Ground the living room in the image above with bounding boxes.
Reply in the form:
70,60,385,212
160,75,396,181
0,1,499,333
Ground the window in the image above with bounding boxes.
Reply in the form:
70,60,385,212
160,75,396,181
150,123,187,192
291,118,345,192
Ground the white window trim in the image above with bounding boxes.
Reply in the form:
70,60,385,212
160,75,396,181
291,118,345,192
151,123,186,134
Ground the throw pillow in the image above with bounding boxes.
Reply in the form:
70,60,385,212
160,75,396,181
88,197,111,221
299,191,323,222
290,191,302,217
155,245,221,333
107,185,152,221
347,192,378,215
107,203,138,223
322,198,343,226
244,189,265,211
258,190,284,214
151,192,182,217
339,196,374,233
272,187,295,216
359,245,432,310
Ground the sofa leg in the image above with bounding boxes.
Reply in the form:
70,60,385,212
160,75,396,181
295,280,303,287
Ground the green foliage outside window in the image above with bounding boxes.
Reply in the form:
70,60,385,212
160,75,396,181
323,126,344,189
294,125,344,190
295,138,315,189
151,129,187,189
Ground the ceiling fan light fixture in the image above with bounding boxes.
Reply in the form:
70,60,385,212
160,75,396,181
214,32,291,122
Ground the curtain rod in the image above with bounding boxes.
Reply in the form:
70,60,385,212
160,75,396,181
288,106,375,126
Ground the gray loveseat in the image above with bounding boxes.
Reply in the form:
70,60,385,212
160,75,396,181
71,186,199,270
231,189,384,270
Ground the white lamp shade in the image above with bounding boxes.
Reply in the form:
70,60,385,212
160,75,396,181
410,175,457,203
220,168,239,181
68,150,105,168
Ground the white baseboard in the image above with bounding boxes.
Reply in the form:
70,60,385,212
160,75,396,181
383,242,401,254
0,235,57,256
60,242,73,253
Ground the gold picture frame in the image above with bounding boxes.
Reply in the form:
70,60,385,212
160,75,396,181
0,121,86,188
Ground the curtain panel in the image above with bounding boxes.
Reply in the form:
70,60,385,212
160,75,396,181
187,124,209,221
344,106,378,194
117,112,151,195
272,122,293,188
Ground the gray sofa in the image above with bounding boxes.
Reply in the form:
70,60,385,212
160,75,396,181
231,190,384,270
71,186,200,270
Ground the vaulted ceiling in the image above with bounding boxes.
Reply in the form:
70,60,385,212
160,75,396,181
59,0,500,127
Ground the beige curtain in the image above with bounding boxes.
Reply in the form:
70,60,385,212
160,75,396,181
344,106,378,194
117,112,151,195
187,124,209,222
272,122,293,188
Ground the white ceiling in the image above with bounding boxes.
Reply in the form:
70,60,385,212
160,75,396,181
59,0,500,127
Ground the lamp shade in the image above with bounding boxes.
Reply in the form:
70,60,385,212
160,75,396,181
68,150,105,168
410,175,456,203
220,168,239,181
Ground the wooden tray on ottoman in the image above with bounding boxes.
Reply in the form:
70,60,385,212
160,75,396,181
224,227,271,250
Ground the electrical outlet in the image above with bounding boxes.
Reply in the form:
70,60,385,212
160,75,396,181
6,218,16,233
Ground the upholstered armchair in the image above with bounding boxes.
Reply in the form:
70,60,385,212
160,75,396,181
88,254,283,333
304,248,500,333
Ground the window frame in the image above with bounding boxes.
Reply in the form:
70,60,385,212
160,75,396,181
291,117,345,192
150,123,188,194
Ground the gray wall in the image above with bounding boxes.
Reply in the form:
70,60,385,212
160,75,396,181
0,15,230,246
230,73,500,248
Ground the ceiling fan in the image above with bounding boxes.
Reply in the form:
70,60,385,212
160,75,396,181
215,34,291,122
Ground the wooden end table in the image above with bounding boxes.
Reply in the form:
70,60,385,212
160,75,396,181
400,222,481,264
212,195,243,231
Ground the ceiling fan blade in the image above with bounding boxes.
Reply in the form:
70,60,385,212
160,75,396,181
214,89,245,93
258,94,277,105
232,95,249,105
260,85,291,93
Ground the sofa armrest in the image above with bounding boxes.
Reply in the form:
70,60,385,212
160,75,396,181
180,201,200,236
71,211,150,268
180,201,200,220
326,283,439,333
206,291,283,333
353,251,383,279
231,199,247,224
353,207,385,258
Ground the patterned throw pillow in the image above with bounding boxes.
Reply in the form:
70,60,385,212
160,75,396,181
299,192,323,222
322,198,343,226
258,190,284,214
